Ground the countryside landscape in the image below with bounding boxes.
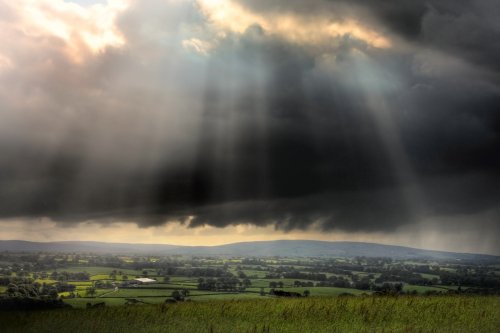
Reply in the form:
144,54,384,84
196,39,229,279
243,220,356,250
1,0,500,331
1,240,499,332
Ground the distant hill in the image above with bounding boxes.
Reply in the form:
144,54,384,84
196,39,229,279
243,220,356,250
169,240,499,261
0,239,498,260
0,240,179,254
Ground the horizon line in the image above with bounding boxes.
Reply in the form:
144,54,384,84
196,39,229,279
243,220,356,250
1,238,498,257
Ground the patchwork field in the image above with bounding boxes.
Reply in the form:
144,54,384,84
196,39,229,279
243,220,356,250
2,250,499,333
3,252,498,309
54,266,140,276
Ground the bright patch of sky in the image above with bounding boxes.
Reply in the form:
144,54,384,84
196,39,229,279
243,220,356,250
65,0,106,6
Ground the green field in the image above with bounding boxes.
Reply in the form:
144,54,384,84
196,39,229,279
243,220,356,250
243,286,366,297
53,266,140,275
34,279,58,284
283,287,367,296
420,273,440,280
402,285,446,293
191,293,265,301
111,289,179,297
250,278,315,288
2,296,499,333
133,283,198,289
168,276,199,284
64,297,171,307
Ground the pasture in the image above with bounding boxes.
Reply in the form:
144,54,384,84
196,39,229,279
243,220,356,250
49,267,475,307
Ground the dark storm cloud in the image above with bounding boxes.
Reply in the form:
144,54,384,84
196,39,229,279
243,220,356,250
420,1,500,73
234,0,427,38
235,0,500,71
0,0,499,239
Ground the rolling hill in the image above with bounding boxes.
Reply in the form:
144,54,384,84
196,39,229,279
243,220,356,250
0,239,498,260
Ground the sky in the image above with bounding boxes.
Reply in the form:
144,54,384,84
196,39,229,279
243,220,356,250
0,0,499,255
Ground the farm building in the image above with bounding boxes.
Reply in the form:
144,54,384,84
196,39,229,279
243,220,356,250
133,278,156,284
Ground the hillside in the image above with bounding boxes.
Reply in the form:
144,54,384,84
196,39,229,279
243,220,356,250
176,240,499,260
0,239,498,260
0,240,179,254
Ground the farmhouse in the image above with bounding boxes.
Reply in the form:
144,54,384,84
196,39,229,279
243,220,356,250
133,278,156,284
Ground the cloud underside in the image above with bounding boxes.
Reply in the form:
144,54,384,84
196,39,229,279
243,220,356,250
0,0,499,239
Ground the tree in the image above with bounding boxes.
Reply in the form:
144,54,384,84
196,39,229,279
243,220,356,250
85,286,96,298
303,290,310,297
49,289,59,299
181,289,190,298
243,278,252,288
171,290,183,301
6,283,19,297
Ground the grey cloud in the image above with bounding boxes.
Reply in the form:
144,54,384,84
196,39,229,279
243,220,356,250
0,0,499,242
234,0,500,72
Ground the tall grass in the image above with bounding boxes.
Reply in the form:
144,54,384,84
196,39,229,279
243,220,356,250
2,296,499,333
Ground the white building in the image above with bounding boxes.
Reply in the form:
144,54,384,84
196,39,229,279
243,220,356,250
133,278,157,284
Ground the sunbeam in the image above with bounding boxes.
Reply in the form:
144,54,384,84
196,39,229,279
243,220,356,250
1,1,499,329
350,50,426,221
0,0,499,255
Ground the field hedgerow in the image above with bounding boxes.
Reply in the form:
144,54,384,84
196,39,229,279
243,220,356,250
1,295,499,333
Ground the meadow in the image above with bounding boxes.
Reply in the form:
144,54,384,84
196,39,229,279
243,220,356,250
2,296,499,333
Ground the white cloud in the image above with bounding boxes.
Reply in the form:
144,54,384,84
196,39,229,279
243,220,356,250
1,0,128,62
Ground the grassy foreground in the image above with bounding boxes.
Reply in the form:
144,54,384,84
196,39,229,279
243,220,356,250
2,296,499,333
